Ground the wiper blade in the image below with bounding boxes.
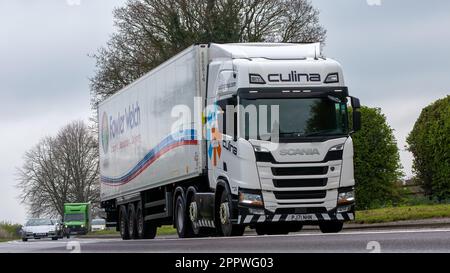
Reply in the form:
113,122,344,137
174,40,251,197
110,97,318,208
303,130,338,137
279,132,304,137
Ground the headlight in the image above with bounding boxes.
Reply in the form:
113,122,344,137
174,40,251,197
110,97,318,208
329,144,344,151
338,190,355,206
253,145,270,153
81,225,85,228
239,191,264,207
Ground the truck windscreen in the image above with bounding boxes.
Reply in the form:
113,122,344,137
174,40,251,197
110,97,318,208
240,97,348,141
64,213,85,222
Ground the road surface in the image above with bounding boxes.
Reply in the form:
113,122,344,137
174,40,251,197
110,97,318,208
1,227,450,253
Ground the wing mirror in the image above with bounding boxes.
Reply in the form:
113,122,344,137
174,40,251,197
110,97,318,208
350,97,362,132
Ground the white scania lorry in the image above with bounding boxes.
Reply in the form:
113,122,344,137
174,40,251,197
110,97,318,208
99,43,361,239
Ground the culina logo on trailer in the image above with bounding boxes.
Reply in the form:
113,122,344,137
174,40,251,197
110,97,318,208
102,102,141,154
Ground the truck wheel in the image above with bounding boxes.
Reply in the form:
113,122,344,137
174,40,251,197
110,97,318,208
119,205,130,240
143,222,157,239
219,189,245,237
319,221,344,233
136,202,157,239
136,202,145,239
175,195,195,238
128,204,137,239
188,193,201,236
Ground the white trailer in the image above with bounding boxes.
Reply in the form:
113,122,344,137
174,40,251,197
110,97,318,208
99,43,361,239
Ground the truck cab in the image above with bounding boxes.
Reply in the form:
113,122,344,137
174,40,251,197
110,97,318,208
99,43,361,239
202,43,361,235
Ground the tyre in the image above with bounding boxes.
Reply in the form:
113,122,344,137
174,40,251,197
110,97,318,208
136,202,157,240
119,205,130,240
52,237,58,241
187,193,201,236
174,194,195,238
128,203,137,239
22,238,28,242
218,189,245,237
319,221,344,234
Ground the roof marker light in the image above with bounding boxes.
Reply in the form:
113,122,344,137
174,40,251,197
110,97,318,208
249,74,266,84
325,73,339,84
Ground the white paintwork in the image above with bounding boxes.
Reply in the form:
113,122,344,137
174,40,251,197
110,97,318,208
99,46,205,201
99,43,355,219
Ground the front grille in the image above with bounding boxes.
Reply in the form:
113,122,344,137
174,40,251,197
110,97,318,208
272,166,328,176
273,178,328,188
274,190,327,200
275,207,327,214
255,150,343,163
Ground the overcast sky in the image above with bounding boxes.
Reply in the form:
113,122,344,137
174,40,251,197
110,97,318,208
1,0,449,223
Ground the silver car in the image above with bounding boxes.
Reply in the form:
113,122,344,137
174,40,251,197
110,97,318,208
21,219,62,242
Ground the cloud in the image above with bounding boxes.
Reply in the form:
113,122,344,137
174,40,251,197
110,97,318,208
0,0,125,223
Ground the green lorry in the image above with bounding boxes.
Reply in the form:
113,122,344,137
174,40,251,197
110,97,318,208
63,203,91,235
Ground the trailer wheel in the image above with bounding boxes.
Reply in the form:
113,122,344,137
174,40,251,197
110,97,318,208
136,202,157,240
319,221,343,234
128,204,137,239
218,189,245,237
119,205,130,240
136,202,145,239
175,195,195,238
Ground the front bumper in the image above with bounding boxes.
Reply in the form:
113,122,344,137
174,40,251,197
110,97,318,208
236,211,355,225
67,226,88,235
22,232,59,239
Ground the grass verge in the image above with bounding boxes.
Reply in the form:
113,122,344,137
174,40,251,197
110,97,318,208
354,204,450,224
157,226,177,236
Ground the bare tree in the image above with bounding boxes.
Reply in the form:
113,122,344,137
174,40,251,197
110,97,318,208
17,121,100,219
90,0,326,106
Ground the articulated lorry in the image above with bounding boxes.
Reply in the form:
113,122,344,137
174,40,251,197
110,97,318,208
99,43,361,240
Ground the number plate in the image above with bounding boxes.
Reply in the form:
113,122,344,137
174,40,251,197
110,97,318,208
285,214,317,221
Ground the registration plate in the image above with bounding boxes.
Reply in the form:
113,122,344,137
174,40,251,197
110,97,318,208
36,233,47,236
285,214,316,221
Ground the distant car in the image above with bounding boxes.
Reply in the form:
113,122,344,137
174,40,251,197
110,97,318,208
21,219,62,242
91,219,106,232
